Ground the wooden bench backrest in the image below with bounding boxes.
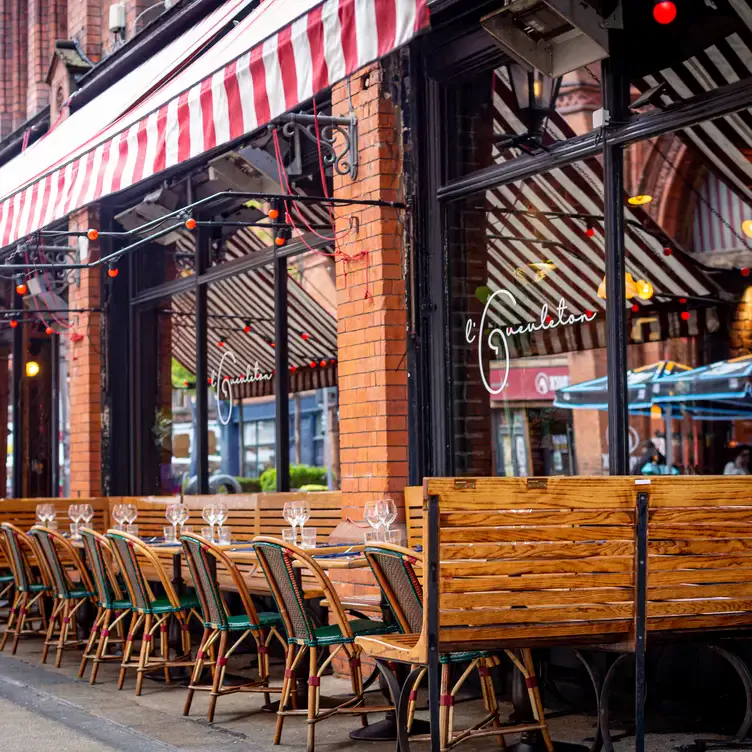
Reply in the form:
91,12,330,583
0,498,110,532
424,477,638,651
646,476,752,633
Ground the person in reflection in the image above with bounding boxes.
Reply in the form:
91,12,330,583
723,445,751,475
631,440,665,475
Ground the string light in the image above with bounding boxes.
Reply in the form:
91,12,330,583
653,0,677,24
25,361,40,377
309,360,317,368
743,268,751,277
107,263,118,278
185,217,197,230
585,225,595,237
681,311,690,321
87,229,99,241
631,303,640,313
217,339,225,347
663,247,673,257
45,326,54,335
9,319,17,329
268,208,280,220
301,332,310,341
15,277,27,295
319,360,327,368
243,322,252,333
628,194,653,206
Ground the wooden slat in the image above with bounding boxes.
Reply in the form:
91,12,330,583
650,555,752,571
440,510,634,527
647,599,752,618
650,568,752,586
649,583,752,601
425,477,636,510
651,508,752,525
440,541,634,560
649,539,752,555
439,602,634,627
441,526,633,543
438,620,631,646
440,573,633,592
442,557,633,577
442,587,633,609
648,526,752,540
647,476,752,507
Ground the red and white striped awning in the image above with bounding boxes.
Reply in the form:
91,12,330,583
0,0,429,248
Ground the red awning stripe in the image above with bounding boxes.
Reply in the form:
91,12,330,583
0,0,428,248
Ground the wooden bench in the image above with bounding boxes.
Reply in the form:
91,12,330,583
356,477,639,751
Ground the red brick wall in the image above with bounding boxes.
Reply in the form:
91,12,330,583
0,0,29,135
27,0,66,115
68,208,102,496
332,62,409,520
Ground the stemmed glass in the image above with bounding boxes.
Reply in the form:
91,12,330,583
282,502,297,543
379,498,397,538
202,504,219,542
111,504,126,531
166,503,180,540
176,504,190,531
214,500,228,534
37,504,56,527
295,501,310,536
124,504,138,527
68,504,83,540
80,504,94,529
363,500,385,541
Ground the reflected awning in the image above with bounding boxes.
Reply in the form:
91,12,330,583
0,0,429,248
633,1,752,207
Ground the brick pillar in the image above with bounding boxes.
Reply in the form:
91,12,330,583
0,0,29,132
332,61,409,520
68,208,102,496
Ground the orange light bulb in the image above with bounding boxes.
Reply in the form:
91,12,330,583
87,228,99,241
185,217,197,230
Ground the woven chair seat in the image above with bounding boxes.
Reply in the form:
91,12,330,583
28,583,50,593
218,611,283,632
0,573,14,584
64,588,95,600
147,595,199,614
310,618,397,647
440,650,490,664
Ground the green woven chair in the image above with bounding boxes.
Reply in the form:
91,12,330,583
0,522,50,654
29,526,96,668
180,533,287,722
0,535,16,616
107,530,201,696
363,544,518,749
78,528,132,684
253,536,396,752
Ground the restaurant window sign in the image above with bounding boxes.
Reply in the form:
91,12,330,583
211,348,273,425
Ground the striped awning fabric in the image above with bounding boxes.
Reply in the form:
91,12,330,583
485,72,721,333
0,0,429,249
634,1,752,209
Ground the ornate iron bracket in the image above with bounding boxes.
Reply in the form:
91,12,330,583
10,240,80,293
273,112,358,180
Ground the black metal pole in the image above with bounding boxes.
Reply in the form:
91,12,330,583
11,290,22,498
635,491,649,752
127,252,138,494
426,494,441,750
195,225,210,495
50,333,59,497
603,35,630,476
275,251,290,492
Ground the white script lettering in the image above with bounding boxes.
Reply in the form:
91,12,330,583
211,348,274,425
465,290,597,395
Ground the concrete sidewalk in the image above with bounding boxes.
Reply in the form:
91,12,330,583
0,641,725,751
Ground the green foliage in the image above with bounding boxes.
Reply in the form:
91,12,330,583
299,484,328,492
260,465,328,492
236,477,262,492
171,358,195,389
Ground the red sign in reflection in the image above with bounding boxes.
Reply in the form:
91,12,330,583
489,366,569,402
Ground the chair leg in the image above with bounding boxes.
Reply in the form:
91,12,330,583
480,658,504,748
160,621,170,684
439,663,451,752
118,612,141,690
55,601,72,668
275,645,296,745
1,590,20,651
184,628,212,717
79,606,104,679
41,598,62,664
521,649,554,752
89,609,112,685
348,650,368,728
135,614,153,697
307,646,318,752
12,593,30,655
207,631,228,724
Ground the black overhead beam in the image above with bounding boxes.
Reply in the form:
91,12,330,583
438,73,752,202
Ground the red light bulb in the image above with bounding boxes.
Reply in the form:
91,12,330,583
631,304,639,313
653,1,677,24
309,360,316,368
183,380,189,387
681,311,690,321
9,319,17,329
319,360,327,368
679,297,687,304
217,340,224,347
15,282,26,295
301,332,310,341
663,247,673,257
585,226,595,238
45,326,54,335
290,365,297,373
743,268,751,277
108,266,119,278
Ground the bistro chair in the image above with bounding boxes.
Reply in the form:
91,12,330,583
253,536,396,752
29,526,96,668
107,530,201,696
363,543,525,751
0,534,16,617
0,522,51,654
78,528,132,684
180,533,287,722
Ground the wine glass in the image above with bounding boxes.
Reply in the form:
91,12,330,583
176,504,190,531
36,504,45,523
380,498,397,536
124,504,138,526
165,503,180,538
282,502,297,543
44,504,57,526
68,504,82,539
295,501,310,534
80,504,94,528
363,500,384,541
214,500,228,532
111,504,125,531
202,504,218,542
